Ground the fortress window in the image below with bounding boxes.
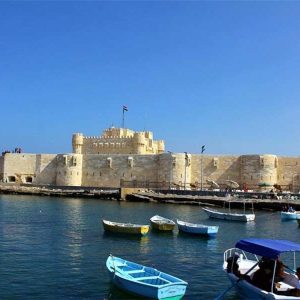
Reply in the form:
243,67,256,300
107,157,112,168
100,172,102,176
70,172,72,175
128,157,133,168
213,157,218,168
250,176,253,180
93,172,95,176
77,172,79,176
8,176,16,182
25,176,32,183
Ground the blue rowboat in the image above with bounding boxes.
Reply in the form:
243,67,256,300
280,211,300,221
176,219,219,237
106,255,188,300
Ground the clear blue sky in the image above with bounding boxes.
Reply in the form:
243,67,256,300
1,1,300,155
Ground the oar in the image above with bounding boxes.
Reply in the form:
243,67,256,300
214,260,260,300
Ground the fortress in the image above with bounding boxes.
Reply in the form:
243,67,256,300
0,126,299,192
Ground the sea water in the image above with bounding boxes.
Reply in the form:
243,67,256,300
0,194,299,299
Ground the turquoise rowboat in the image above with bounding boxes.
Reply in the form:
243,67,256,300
106,255,188,300
280,211,300,221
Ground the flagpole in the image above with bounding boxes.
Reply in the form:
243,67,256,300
122,106,128,128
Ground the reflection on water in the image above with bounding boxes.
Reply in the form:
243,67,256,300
1,195,299,299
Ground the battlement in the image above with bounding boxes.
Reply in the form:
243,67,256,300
73,127,165,155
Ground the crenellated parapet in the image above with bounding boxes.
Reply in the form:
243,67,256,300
74,126,165,155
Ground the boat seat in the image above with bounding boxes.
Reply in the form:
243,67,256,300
127,269,145,274
137,276,170,285
136,276,160,280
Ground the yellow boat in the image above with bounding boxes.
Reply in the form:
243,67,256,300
150,215,175,231
102,219,149,236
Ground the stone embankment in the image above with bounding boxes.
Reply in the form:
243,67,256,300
1,184,300,211
126,191,300,211
0,184,119,200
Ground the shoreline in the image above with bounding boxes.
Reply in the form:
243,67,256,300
1,184,299,211
0,184,119,200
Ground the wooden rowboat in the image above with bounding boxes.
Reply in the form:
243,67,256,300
106,255,188,300
176,219,219,237
281,211,300,221
202,207,255,222
150,215,175,231
102,219,149,236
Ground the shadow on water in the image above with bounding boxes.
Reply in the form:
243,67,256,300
149,229,175,236
102,231,148,240
104,283,143,300
176,230,217,240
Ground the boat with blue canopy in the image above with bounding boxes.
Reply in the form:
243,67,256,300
106,255,188,300
218,238,300,299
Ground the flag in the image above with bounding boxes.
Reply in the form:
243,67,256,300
201,145,206,153
123,105,128,112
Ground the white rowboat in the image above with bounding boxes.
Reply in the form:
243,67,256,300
202,207,255,222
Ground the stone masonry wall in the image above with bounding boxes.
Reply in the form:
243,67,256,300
81,154,159,187
1,152,300,191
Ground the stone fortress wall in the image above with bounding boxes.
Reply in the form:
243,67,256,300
1,127,300,192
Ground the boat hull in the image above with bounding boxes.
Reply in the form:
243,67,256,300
106,256,187,300
202,207,255,222
176,220,218,237
151,220,175,231
102,220,149,236
227,273,298,300
281,211,300,221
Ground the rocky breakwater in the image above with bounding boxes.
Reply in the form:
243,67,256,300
126,190,300,211
0,184,119,200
